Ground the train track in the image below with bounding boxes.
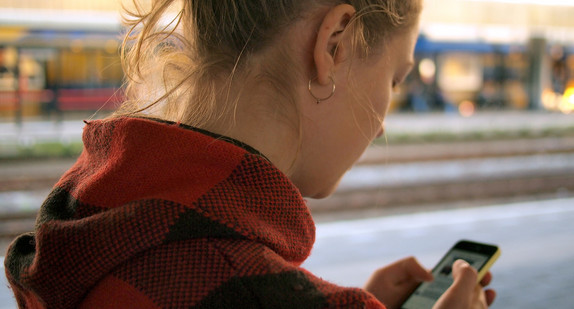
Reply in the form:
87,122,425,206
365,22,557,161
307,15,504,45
2,170,572,244
307,171,574,216
1,136,574,242
358,136,574,165
0,211,36,251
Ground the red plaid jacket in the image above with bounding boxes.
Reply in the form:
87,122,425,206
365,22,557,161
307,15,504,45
4,117,384,308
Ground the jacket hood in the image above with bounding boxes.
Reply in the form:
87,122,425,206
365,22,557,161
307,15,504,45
4,117,315,308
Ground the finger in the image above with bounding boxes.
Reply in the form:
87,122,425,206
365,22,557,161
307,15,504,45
451,260,477,293
433,261,477,309
402,257,434,282
485,289,497,306
480,271,492,287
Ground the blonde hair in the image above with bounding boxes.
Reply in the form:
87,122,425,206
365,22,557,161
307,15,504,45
116,0,422,128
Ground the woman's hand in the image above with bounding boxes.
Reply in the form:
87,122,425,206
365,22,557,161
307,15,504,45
433,259,496,309
364,257,433,309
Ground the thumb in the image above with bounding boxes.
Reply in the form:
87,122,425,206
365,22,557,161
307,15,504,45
451,259,478,292
402,257,434,282
433,260,477,309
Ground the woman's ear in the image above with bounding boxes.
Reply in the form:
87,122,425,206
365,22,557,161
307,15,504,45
313,4,356,86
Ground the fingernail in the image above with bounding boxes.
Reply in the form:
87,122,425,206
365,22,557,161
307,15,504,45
455,259,470,268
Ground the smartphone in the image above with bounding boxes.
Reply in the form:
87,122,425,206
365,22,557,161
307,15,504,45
401,240,501,309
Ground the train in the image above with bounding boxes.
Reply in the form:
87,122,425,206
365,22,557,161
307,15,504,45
0,9,124,118
1,9,573,119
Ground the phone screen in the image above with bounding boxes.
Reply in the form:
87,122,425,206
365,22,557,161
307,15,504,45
401,242,497,309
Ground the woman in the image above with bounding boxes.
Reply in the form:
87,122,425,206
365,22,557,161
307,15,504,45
4,1,495,308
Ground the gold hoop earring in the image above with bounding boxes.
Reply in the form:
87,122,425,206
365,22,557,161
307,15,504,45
308,76,336,104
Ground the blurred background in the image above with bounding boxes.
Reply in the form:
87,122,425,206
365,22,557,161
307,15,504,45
1,0,573,308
